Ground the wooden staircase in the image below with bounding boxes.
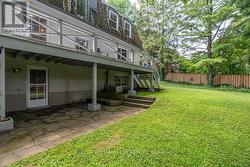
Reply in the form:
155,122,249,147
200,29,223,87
134,74,160,91
133,59,161,91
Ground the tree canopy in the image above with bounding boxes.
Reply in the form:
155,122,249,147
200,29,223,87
108,0,250,85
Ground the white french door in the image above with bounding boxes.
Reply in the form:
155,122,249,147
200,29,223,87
27,67,48,108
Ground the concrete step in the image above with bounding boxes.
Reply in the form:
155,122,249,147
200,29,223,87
126,97,154,104
98,92,128,100
98,98,121,106
128,95,156,102
122,101,151,109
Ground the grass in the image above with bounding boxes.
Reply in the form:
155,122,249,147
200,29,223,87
10,82,250,167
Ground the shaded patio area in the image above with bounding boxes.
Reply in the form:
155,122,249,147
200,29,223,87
0,104,144,166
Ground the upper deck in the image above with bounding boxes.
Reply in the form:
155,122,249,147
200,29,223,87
38,0,142,49
0,0,153,72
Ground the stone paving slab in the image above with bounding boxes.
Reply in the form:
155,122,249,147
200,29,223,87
0,104,144,166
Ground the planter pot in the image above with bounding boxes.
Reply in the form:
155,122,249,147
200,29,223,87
0,117,14,133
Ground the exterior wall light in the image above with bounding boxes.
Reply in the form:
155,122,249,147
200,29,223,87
9,68,22,73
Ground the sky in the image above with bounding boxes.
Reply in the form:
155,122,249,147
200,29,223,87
130,0,140,8
104,0,140,8
130,0,137,3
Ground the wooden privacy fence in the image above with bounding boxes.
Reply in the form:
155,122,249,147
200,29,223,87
165,73,250,88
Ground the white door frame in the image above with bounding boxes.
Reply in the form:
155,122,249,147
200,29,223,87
26,66,48,108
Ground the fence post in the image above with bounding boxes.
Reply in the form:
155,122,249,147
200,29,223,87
240,75,244,88
200,74,202,85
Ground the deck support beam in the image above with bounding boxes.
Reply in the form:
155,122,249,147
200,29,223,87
128,69,136,96
0,47,14,133
88,63,101,111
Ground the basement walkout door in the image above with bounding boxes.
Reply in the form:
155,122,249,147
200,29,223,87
27,67,48,108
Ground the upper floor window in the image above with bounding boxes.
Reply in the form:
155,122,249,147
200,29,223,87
124,21,132,38
2,2,26,27
109,10,119,31
70,0,77,15
89,8,97,25
117,48,128,61
77,0,88,19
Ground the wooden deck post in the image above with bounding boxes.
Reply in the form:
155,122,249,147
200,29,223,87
59,19,63,46
0,47,13,133
128,69,136,96
92,33,98,53
88,63,101,111
0,47,5,120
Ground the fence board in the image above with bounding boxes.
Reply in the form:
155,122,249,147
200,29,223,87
165,73,250,89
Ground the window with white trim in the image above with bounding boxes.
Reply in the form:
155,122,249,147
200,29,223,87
2,2,26,27
117,48,128,61
109,10,119,31
124,21,132,38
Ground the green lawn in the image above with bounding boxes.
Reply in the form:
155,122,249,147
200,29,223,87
11,82,250,167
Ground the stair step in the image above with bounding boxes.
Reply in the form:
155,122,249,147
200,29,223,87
128,96,156,101
126,97,154,104
98,92,128,100
98,98,121,106
122,101,150,109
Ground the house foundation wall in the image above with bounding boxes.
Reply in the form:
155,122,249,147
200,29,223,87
5,56,128,112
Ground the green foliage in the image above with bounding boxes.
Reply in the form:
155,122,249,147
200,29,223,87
213,0,250,74
11,83,250,166
171,55,198,73
108,0,250,77
107,0,138,23
136,0,182,78
196,58,226,68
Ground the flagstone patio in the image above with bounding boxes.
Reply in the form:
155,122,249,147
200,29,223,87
0,104,144,166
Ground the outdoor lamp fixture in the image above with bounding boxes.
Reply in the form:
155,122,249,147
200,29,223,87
9,68,22,73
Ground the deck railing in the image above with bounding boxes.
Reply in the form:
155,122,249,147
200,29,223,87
0,2,142,65
37,0,142,49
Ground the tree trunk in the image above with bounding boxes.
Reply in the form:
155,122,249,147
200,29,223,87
207,65,213,87
207,37,213,86
207,0,214,87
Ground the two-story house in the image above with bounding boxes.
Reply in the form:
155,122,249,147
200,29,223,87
0,0,160,132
